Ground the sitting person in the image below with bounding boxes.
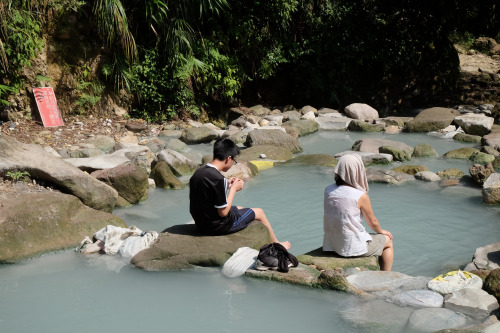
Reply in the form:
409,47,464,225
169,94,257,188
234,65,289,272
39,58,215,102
189,139,290,249
323,154,393,271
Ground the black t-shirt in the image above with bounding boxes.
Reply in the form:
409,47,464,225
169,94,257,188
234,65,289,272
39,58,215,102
189,164,230,233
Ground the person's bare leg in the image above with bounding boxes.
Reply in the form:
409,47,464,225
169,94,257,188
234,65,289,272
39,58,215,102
379,235,394,271
252,208,290,249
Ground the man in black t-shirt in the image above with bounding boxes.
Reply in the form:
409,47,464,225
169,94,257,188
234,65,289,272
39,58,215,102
189,139,290,249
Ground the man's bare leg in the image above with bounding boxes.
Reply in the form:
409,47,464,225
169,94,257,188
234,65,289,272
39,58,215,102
252,208,290,249
379,236,394,271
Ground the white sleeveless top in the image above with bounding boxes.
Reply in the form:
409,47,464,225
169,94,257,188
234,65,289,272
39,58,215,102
323,184,372,256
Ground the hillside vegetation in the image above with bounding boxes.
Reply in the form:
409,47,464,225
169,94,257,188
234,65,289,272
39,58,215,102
1,0,499,122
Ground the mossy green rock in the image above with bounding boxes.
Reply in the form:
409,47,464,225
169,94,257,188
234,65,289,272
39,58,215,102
493,156,500,170
245,263,321,287
280,154,337,167
0,192,126,263
453,133,482,143
150,161,185,189
131,222,271,271
484,268,500,302
297,247,379,271
438,168,466,179
470,152,495,164
412,143,438,158
284,119,319,136
404,107,460,132
348,120,385,132
392,165,429,175
443,147,480,159
238,145,294,162
379,146,411,161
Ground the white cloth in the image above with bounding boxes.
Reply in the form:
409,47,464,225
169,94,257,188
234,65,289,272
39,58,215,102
119,231,159,258
323,184,372,256
334,154,369,193
93,225,143,255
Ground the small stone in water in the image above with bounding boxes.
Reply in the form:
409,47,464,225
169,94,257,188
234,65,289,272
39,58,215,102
260,154,266,159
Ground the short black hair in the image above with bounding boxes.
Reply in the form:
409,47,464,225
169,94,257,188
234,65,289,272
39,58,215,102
213,139,240,161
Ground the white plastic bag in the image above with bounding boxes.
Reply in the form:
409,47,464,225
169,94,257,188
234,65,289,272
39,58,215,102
427,270,482,295
222,247,259,278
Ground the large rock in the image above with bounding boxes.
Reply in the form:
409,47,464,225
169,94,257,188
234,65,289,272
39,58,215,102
406,308,469,332
157,149,198,176
245,264,322,289
469,163,495,186
315,114,352,131
348,119,385,132
482,173,500,204
352,138,413,156
344,103,379,120
412,143,439,158
283,119,318,136
131,222,271,271
0,135,118,212
341,299,415,332
280,154,337,167
297,247,378,271
245,129,302,153
65,145,152,172
392,165,429,175
180,127,219,144
346,271,430,295
443,147,481,159
453,132,482,143
484,268,500,301
0,192,126,263
379,146,411,161
91,164,149,205
482,132,500,151
84,135,115,152
366,168,416,185
405,107,461,132
415,171,441,182
444,288,499,320
237,145,294,162
221,161,257,181
453,113,494,136
335,151,393,165
149,161,185,189
467,243,500,271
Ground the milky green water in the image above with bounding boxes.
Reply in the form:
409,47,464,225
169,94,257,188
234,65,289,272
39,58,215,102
1,131,499,333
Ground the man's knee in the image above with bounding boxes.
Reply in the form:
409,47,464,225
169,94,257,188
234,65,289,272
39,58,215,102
384,236,393,249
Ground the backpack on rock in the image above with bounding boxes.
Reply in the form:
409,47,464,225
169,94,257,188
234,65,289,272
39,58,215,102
256,243,299,272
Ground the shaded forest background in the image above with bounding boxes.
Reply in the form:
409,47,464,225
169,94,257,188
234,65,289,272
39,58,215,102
0,0,499,123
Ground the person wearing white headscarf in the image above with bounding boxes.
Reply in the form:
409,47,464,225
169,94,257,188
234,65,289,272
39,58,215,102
323,154,394,271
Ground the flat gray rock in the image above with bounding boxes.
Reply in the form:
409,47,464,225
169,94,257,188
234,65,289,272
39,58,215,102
352,138,413,155
406,308,469,332
482,173,500,204
454,113,494,136
335,151,393,165
444,288,499,320
347,271,430,294
366,168,416,185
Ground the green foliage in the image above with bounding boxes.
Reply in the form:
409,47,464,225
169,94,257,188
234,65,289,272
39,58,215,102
0,84,16,106
6,170,30,182
75,62,104,114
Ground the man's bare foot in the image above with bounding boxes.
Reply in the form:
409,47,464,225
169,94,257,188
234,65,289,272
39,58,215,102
280,241,291,250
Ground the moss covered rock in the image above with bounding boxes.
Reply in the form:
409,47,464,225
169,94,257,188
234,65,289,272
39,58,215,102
0,192,126,263
484,268,500,302
297,247,379,271
412,143,439,158
348,120,385,132
284,119,319,136
131,222,271,271
453,133,482,143
379,146,411,162
404,107,460,132
280,154,337,167
443,147,481,159
392,165,429,175
470,152,495,164
238,145,294,162
438,168,466,179
150,161,185,189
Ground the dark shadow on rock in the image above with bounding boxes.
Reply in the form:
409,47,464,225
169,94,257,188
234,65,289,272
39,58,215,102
488,251,500,265
161,224,204,236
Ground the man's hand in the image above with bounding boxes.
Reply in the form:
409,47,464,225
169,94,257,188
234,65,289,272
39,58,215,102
229,178,244,192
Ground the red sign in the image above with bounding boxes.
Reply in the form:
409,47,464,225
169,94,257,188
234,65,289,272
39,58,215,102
33,87,64,127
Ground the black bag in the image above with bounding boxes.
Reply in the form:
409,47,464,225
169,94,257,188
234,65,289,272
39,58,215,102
257,243,299,273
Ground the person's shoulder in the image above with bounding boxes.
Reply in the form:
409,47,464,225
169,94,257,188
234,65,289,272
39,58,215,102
325,183,337,192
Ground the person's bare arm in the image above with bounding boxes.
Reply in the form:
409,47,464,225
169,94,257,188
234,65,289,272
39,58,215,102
358,193,393,239
217,178,244,217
